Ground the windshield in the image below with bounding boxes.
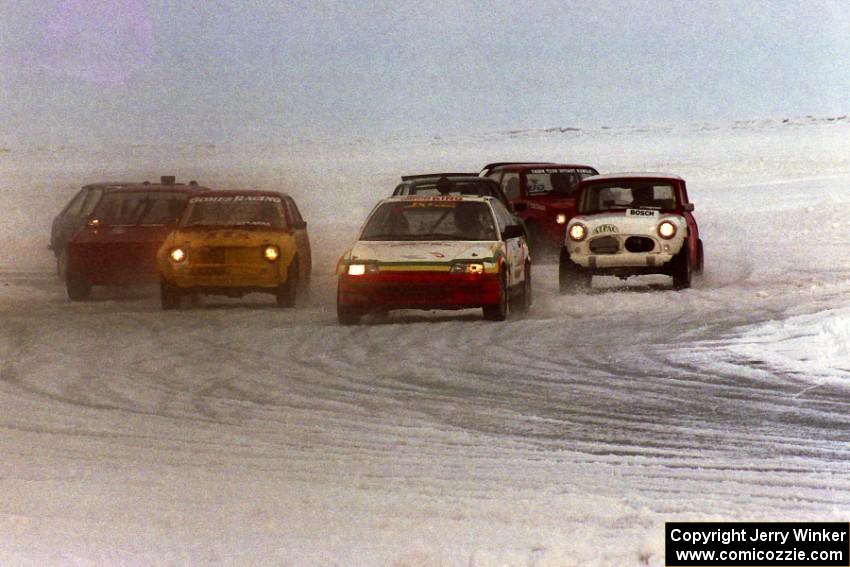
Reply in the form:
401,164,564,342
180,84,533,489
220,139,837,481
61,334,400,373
525,168,598,197
181,195,286,229
360,200,498,241
579,181,678,214
91,191,191,226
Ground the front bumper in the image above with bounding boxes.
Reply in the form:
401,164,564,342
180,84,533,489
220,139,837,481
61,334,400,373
166,263,284,290
338,271,500,310
567,234,683,271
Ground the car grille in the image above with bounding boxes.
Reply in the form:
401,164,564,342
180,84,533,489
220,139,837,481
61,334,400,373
625,236,655,253
194,246,258,265
589,236,619,254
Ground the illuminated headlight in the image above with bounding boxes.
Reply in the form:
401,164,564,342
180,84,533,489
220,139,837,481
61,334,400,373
169,247,187,263
555,213,567,225
450,262,484,274
657,221,677,239
568,223,587,241
347,263,378,276
263,245,280,262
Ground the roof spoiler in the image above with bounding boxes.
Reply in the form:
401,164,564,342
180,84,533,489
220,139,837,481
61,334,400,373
479,161,557,174
401,172,478,181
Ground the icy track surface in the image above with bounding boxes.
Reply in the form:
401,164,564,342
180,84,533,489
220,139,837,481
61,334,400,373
2,118,850,566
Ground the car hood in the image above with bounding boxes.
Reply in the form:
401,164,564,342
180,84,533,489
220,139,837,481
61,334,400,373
348,240,500,263
169,228,288,247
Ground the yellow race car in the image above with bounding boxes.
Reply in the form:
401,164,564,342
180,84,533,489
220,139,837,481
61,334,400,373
157,190,311,309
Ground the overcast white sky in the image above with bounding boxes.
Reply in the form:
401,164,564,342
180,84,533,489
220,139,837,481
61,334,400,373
2,0,849,147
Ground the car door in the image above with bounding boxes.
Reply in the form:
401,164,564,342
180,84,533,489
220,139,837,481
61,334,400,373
491,200,527,287
52,187,94,252
283,196,312,283
677,181,701,265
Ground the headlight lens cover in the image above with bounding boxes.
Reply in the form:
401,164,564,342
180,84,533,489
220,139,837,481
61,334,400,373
347,263,378,276
450,262,484,274
263,245,280,262
657,221,677,239
568,223,587,241
169,247,187,263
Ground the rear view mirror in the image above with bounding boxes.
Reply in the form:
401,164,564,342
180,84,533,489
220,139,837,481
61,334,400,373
293,220,307,230
683,203,695,212
502,225,524,241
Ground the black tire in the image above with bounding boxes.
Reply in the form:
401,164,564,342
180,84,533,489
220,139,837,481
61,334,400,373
66,271,91,301
161,278,181,310
337,285,362,325
483,272,508,321
671,241,693,290
696,239,705,274
276,260,298,308
526,222,545,255
514,262,532,314
558,248,591,293
56,248,68,280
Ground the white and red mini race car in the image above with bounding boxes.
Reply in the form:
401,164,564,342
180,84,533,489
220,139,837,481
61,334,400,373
337,195,531,324
560,173,704,291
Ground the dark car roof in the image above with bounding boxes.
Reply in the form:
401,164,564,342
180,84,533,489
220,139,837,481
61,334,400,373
394,175,504,195
580,172,684,184
93,185,206,194
83,179,210,192
187,189,293,199
485,162,598,172
400,173,479,182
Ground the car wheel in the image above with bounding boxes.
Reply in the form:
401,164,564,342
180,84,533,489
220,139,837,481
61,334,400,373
483,271,508,321
57,248,68,281
671,240,692,290
514,262,532,314
276,260,298,308
161,278,181,310
696,238,705,273
66,270,91,301
337,287,362,325
559,248,591,293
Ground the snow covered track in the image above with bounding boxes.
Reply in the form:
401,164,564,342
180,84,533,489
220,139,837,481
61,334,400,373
2,119,850,565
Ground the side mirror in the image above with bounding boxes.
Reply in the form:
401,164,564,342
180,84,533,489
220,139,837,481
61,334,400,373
293,220,307,230
683,203,695,212
512,202,528,213
502,225,524,241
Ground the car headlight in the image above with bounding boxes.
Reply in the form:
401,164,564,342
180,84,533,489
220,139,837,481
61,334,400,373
555,213,567,225
450,262,484,274
263,245,280,262
169,247,187,263
657,221,677,239
347,263,379,276
568,223,587,241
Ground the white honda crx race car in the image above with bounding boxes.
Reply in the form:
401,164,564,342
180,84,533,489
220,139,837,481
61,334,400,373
560,173,704,291
337,195,531,324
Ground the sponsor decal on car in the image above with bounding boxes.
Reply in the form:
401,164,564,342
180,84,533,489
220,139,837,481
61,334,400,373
626,208,659,218
593,224,619,234
190,195,282,203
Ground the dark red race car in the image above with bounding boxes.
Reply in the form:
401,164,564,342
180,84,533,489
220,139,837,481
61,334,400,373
64,177,208,300
480,162,599,256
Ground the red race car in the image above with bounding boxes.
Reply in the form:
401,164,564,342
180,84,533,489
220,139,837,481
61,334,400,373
480,162,599,256
64,177,208,300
